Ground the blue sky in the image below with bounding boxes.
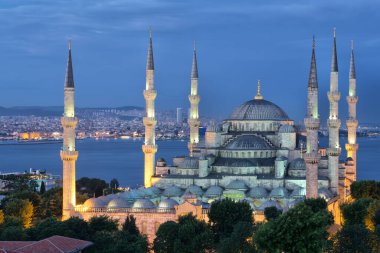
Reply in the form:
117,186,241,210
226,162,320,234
0,0,379,123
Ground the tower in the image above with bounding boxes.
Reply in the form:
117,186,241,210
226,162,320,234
188,43,200,156
345,41,359,182
304,36,321,199
142,31,157,187
327,29,341,195
61,40,78,220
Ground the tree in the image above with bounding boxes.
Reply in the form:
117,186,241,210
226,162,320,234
40,181,46,194
351,181,380,200
153,214,213,253
208,199,253,241
264,206,281,221
88,216,118,235
4,199,34,228
110,179,119,189
122,215,139,236
341,198,373,225
254,202,333,253
332,224,377,253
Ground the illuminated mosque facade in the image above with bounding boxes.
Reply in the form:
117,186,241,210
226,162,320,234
64,30,359,241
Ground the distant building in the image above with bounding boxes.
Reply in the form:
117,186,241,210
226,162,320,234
176,108,183,124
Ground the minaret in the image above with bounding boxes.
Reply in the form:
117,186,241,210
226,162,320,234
304,36,321,199
61,40,78,220
327,29,341,195
142,31,157,187
188,43,200,156
345,41,359,181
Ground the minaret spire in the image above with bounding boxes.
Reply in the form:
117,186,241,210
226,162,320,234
304,36,321,199
255,80,263,100
142,30,158,187
327,28,342,195
345,40,359,188
188,42,201,156
61,40,79,220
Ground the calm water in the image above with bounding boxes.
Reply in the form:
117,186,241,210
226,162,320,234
0,137,378,187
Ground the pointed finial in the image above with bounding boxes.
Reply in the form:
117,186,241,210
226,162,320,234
255,80,263,100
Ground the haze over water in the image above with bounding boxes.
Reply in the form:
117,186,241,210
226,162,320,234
0,137,378,187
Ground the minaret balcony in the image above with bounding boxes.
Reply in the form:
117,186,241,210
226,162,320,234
327,118,341,128
188,95,200,104
61,117,78,128
328,91,341,102
143,117,157,127
346,96,358,104
304,152,321,164
143,89,157,100
327,147,341,157
142,144,157,154
345,143,358,152
304,118,320,130
60,150,78,161
346,119,358,128
188,118,200,127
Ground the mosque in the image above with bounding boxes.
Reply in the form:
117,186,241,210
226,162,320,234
61,30,359,241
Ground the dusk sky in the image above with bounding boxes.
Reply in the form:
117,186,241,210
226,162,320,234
0,0,379,123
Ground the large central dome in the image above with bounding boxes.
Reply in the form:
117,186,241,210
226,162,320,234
229,99,289,121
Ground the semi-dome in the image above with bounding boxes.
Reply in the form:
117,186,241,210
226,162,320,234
132,199,156,209
226,135,274,150
83,198,107,208
204,185,223,197
247,186,268,198
288,158,307,170
107,197,132,209
269,187,288,198
226,180,248,191
184,185,204,196
279,124,295,133
163,185,183,197
178,157,199,169
229,99,289,121
158,199,179,209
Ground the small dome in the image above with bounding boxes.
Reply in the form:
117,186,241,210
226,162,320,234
226,135,274,150
132,199,156,209
163,185,183,197
269,187,288,198
288,158,307,170
184,185,204,196
107,197,131,209
158,199,179,209
247,187,268,198
204,186,223,197
229,99,289,121
257,200,282,211
226,180,248,191
318,188,333,200
279,124,295,133
290,188,306,198
83,198,107,208
178,157,199,169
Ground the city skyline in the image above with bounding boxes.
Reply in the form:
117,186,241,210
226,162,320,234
0,0,379,124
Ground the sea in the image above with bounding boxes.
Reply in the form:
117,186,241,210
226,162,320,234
0,137,378,187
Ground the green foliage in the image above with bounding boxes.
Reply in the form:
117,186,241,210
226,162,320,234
77,177,108,197
208,199,253,241
254,202,333,253
351,181,380,200
264,206,281,221
341,198,373,225
122,215,140,236
88,216,118,234
4,199,34,228
40,181,46,194
153,214,213,253
332,224,378,253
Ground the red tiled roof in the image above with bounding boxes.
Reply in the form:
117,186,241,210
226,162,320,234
0,236,93,253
